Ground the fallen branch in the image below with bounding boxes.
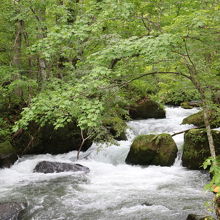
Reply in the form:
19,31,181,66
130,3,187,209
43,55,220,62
171,126,204,137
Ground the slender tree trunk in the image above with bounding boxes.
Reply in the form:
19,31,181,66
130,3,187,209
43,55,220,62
183,38,216,159
12,20,23,67
29,5,48,87
12,18,24,97
190,74,216,159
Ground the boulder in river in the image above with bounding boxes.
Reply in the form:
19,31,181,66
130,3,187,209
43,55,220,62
182,110,220,128
182,129,220,170
0,141,18,168
33,161,90,173
181,101,202,109
129,97,166,120
0,202,26,220
12,123,92,155
125,133,177,166
186,214,215,220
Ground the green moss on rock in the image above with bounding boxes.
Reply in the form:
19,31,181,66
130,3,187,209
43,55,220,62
180,102,193,109
125,133,177,166
129,97,166,120
12,123,92,155
182,129,220,170
0,141,18,168
182,110,220,128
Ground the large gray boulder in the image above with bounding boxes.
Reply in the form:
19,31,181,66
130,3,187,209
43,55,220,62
0,202,26,220
129,97,165,120
0,141,18,168
33,161,90,173
182,129,220,170
125,134,177,166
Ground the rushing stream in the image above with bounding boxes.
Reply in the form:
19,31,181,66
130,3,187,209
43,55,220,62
0,107,214,220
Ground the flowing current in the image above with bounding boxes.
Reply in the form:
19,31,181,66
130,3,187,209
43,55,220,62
0,107,213,220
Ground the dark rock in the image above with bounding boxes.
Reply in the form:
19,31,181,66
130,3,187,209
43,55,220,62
125,133,177,166
182,129,220,170
12,123,92,155
0,141,18,168
0,202,26,220
110,128,127,141
142,202,152,206
186,214,215,220
129,97,165,120
182,110,220,128
33,161,90,173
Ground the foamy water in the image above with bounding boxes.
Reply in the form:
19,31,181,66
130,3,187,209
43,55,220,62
0,107,214,220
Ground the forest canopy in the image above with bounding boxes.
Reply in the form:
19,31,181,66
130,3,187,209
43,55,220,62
0,0,220,142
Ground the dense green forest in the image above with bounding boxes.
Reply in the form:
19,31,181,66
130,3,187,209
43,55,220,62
1,0,220,215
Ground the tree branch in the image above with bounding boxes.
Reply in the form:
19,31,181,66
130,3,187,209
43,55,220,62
119,71,191,88
77,130,91,160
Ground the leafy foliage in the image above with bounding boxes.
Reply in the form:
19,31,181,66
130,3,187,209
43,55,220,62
0,0,219,145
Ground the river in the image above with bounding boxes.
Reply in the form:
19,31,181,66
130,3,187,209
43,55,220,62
0,107,213,220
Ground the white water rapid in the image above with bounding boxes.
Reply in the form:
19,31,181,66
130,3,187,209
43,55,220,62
0,107,214,220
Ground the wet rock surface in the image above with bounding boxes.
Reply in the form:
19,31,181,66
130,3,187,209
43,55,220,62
125,133,177,166
0,202,26,220
33,161,90,173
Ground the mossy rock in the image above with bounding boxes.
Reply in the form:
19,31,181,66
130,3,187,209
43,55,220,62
181,102,193,109
182,129,220,170
182,110,220,128
12,123,92,155
0,141,18,168
129,97,166,120
125,133,177,166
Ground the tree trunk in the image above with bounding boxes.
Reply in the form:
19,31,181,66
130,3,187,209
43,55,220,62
190,74,216,159
12,20,23,67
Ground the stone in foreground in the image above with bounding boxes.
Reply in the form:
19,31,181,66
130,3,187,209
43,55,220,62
33,161,90,173
0,202,26,220
125,133,177,166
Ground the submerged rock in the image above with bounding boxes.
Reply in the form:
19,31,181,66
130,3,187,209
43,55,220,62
129,97,165,120
125,133,177,166
186,214,215,220
0,202,26,220
182,129,220,170
182,110,220,128
0,141,18,168
33,161,90,173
